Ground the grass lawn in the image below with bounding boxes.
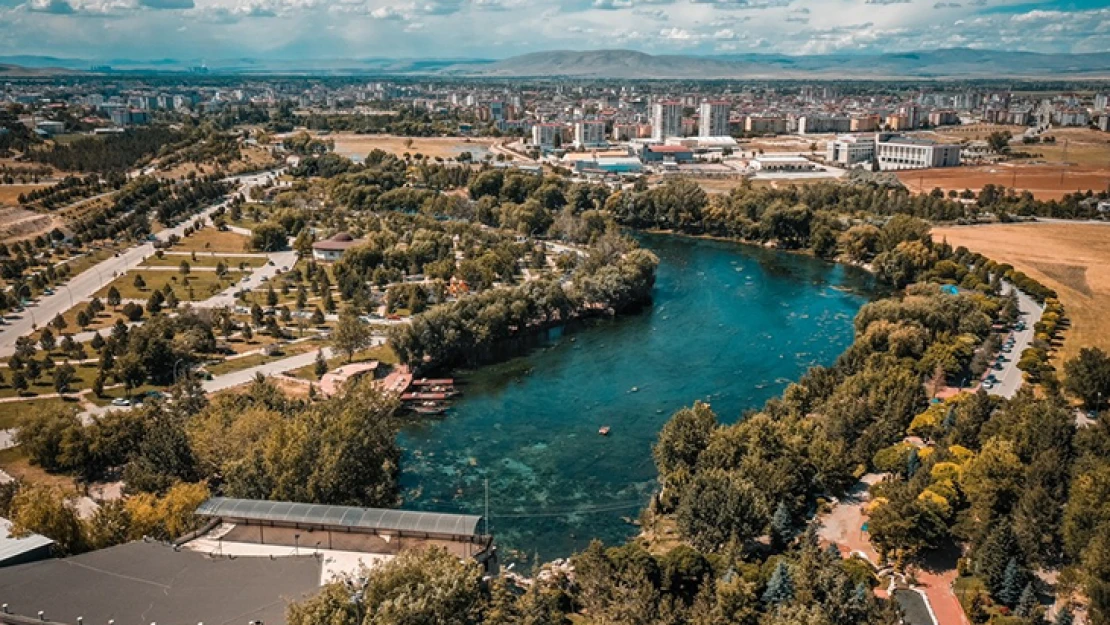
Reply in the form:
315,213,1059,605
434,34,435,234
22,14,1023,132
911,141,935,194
0,444,80,491
87,383,165,407
140,253,267,269
172,228,251,253
204,339,323,376
94,270,245,301
29,307,123,342
0,362,102,399
0,396,80,430
60,248,117,277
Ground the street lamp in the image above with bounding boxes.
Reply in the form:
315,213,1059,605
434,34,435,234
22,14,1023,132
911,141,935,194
59,284,74,309
172,358,188,384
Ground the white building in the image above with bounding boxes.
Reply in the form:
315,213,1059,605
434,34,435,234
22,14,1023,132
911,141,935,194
875,135,961,170
698,101,730,138
1094,93,1109,112
652,101,683,141
751,155,818,172
531,123,563,150
574,121,608,149
826,134,877,166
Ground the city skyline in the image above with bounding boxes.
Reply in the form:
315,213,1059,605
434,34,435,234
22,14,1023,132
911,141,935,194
0,0,1107,64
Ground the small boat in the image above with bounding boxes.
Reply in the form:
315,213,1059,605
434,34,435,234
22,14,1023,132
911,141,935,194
598,426,611,436
413,401,448,415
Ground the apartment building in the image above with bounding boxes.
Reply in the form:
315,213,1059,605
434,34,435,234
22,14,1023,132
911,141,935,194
531,123,564,150
797,115,851,134
652,101,683,140
574,120,608,148
745,116,788,134
698,100,731,137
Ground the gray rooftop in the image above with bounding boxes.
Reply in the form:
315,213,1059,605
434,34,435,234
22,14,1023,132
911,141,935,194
0,518,53,565
883,136,940,147
197,497,485,538
0,540,319,625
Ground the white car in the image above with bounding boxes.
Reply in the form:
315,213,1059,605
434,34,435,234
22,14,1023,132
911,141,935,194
111,398,132,407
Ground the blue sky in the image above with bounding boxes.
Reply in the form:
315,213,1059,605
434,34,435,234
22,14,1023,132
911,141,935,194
0,0,1107,61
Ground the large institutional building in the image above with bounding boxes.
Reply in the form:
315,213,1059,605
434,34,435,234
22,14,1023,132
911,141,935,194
826,133,962,170
698,101,731,137
574,120,608,148
652,100,683,141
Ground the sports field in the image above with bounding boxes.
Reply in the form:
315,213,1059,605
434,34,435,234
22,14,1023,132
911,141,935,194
328,134,495,161
932,221,1110,364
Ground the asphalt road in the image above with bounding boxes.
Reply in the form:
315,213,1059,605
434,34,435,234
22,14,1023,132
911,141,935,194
0,171,278,358
986,284,1044,399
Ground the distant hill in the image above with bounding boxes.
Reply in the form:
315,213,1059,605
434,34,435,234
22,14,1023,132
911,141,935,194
0,62,78,77
441,48,1110,79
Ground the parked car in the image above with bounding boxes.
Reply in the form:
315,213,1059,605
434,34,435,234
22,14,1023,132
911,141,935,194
111,398,132,407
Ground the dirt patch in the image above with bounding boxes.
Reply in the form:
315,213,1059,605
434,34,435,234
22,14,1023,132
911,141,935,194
898,163,1110,200
326,134,495,161
932,222,1110,364
1027,262,1093,298
0,206,63,244
0,184,49,206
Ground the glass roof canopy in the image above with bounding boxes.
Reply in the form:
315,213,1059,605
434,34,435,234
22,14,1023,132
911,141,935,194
196,497,484,538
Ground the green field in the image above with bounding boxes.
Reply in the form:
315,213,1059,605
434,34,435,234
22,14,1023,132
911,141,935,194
94,270,245,301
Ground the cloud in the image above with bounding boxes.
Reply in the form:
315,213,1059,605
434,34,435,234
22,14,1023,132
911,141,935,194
28,0,74,13
370,5,405,19
933,2,961,7
690,0,790,8
864,0,911,4
785,15,807,22
593,0,632,8
138,0,192,8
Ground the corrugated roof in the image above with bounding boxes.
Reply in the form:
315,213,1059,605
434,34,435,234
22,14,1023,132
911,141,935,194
0,518,53,563
196,498,484,537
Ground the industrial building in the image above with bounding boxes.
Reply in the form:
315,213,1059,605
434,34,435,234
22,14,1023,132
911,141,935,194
0,518,53,568
652,101,683,141
827,134,962,170
698,101,731,138
826,134,877,166
640,144,694,164
874,135,961,170
750,155,818,172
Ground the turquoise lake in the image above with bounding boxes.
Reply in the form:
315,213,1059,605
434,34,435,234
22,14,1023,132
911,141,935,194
397,234,880,563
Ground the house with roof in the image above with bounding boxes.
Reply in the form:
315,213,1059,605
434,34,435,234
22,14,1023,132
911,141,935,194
312,232,364,262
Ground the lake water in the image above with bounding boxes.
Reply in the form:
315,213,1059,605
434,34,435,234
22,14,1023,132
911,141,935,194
397,234,879,563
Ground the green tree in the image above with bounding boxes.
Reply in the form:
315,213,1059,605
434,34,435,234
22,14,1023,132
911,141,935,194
1064,347,1110,409
332,307,371,363
75,309,91,329
133,273,147,290
676,469,767,552
8,485,86,555
53,364,76,394
763,560,794,605
39,327,56,352
771,501,795,549
314,350,329,379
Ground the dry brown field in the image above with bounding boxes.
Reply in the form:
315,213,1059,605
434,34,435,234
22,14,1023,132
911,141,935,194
0,183,49,206
326,133,495,161
931,222,1110,364
898,163,1110,200
0,206,63,244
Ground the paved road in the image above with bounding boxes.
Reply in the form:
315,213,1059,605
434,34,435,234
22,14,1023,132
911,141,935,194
986,284,1044,399
0,171,279,358
203,248,299,308
200,345,338,394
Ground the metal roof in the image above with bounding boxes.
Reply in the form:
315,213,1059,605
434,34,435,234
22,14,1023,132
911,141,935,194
0,518,53,564
196,498,484,538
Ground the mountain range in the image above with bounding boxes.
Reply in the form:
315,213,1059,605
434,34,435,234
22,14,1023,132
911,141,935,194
443,48,1110,79
1,48,1108,79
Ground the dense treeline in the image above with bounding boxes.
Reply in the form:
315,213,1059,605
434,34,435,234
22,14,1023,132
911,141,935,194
389,247,657,373
606,179,1108,252
26,126,187,174
9,375,402,551
17,172,127,210
289,528,897,625
66,174,230,246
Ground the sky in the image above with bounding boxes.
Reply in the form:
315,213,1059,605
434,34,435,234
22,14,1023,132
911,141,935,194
0,0,1107,62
